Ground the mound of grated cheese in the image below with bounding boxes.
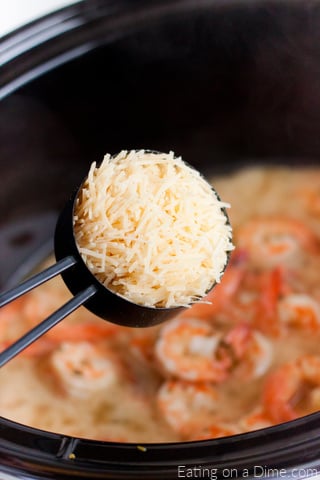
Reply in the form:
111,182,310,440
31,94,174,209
73,150,233,308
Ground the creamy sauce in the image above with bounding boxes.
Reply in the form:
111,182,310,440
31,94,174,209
1,165,320,442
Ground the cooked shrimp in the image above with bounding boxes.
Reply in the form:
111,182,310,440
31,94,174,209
129,327,159,356
278,294,320,331
155,318,273,383
21,279,106,327
0,299,51,358
0,297,56,358
46,321,120,343
180,251,246,319
263,354,320,423
235,216,319,268
48,341,119,397
154,317,230,382
223,324,273,380
296,185,320,217
0,297,30,341
251,266,292,336
239,408,273,432
156,380,220,438
21,281,70,326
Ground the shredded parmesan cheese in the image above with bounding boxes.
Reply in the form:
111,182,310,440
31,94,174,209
73,150,233,308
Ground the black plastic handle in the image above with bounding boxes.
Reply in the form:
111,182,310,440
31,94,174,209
0,285,97,368
0,256,77,308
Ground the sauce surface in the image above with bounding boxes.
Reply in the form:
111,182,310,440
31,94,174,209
1,165,320,442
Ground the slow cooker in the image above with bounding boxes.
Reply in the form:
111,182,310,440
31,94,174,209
1,1,320,478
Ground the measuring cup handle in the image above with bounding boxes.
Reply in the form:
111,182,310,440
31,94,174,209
0,256,77,308
0,285,97,368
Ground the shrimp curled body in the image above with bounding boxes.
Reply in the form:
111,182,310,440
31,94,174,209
263,354,320,423
155,318,273,383
235,216,319,268
278,294,320,331
156,379,220,438
49,341,119,397
155,317,229,382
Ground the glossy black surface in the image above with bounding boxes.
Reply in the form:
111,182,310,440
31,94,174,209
2,413,320,479
1,0,320,478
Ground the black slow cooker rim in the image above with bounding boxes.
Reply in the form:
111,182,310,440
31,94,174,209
1,412,320,478
1,0,311,99
0,0,238,99
2,0,320,478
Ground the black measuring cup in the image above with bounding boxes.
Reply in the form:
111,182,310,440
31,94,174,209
0,161,231,367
